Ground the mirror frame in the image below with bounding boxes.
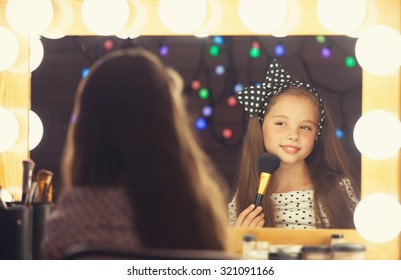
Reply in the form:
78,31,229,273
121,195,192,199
0,0,399,259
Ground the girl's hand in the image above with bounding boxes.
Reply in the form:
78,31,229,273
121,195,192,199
234,204,265,228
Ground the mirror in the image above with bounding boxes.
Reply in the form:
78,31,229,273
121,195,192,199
31,35,362,208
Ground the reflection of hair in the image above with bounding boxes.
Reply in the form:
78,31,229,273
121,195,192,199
233,86,360,229
62,48,228,250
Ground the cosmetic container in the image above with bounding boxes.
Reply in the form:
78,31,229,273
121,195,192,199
332,243,366,260
242,234,256,259
268,245,303,260
330,234,344,246
302,245,332,260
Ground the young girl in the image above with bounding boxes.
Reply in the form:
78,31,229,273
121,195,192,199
229,59,360,229
42,49,229,259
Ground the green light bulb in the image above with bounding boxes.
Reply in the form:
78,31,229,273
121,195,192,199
249,47,260,58
199,88,209,99
345,56,356,68
316,35,326,44
209,45,219,57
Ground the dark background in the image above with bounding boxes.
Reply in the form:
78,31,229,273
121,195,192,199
31,35,362,199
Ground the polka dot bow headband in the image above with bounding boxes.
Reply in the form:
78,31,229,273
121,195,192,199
236,59,325,140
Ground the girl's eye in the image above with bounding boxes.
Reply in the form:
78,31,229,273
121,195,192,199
275,122,285,126
301,125,312,131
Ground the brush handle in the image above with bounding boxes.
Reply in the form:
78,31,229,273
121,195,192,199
254,194,263,207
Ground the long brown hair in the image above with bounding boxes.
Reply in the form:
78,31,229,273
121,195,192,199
233,87,360,229
61,48,228,250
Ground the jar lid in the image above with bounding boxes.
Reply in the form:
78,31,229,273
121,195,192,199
302,245,331,253
332,243,366,252
269,252,302,260
243,234,256,242
331,234,344,239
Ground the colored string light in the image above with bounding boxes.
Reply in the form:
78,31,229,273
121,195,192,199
199,88,210,99
345,56,356,68
249,47,260,58
209,45,219,57
191,79,201,90
274,44,285,56
316,35,326,43
335,128,344,139
233,83,244,93
213,36,224,45
215,65,225,75
202,105,213,117
321,47,331,58
227,96,237,107
222,128,233,139
195,118,207,130
159,45,169,56
81,67,90,78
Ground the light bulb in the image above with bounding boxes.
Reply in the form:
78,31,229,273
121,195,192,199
0,26,19,71
354,193,401,243
0,107,20,153
29,110,44,151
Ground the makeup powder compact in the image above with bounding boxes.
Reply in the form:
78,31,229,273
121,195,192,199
331,243,366,260
302,245,332,260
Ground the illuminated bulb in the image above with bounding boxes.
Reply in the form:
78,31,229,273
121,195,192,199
195,118,207,130
353,110,401,160
317,0,366,34
199,88,209,100
42,0,74,39
81,67,90,79
335,128,344,139
215,65,225,75
355,25,401,76
30,36,44,72
345,56,356,68
202,106,213,117
251,41,260,49
315,35,326,44
222,128,233,139
239,0,288,34
213,36,224,45
0,107,20,153
117,0,148,38
321,47,331,58
82,0,129,36
159,45,169,57
195,0,223,37
274,44,285,56
209,45,219,57
29,110,44,151
191,80,201,90
354,193,401,243
103,39,114,51
249,47,260,58
6,0,53,35
158,0,207,34
0,26,19,71
233,83,244,93
227,96,237,107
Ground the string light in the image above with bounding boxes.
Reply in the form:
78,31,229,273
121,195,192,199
335,128,344,139
215,65,225,75
199,88,210,100
345,56,356,68
233,83,244,93
321,47,331,58
274,44,285,56
227,96,237,107
209,45,219,57
202,106,213,117
159,44,169,56
103,39,114,51
222,128,233,139
213,36,224,45
191,80,201,90
249,47,260,58
195,118,207,130
81,67,90,78
315,35,326,44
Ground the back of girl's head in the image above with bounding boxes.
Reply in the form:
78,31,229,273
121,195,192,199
62,48,228,249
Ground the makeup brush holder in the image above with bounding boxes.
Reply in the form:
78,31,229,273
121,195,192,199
0,204,33,259
32,202,54,259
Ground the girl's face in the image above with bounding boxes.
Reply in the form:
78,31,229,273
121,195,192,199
262,92,318,166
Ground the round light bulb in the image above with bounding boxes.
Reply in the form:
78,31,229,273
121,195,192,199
30,36,44,72
82,0,130,36
353,110,401,160
239,0,288,34
0,107,20,153
355,25,401,76
6,0,54,35
158,0,207,34
29,110,44,151
317,0,366,34
0,26,19,71
354,193,401,243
